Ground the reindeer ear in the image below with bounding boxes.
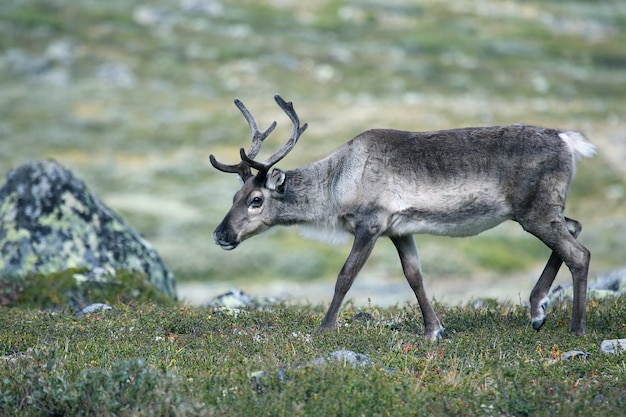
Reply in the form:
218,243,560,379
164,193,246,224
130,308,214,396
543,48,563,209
266,168,286,192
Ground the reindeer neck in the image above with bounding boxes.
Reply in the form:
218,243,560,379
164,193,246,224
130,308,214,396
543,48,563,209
276,157,342,225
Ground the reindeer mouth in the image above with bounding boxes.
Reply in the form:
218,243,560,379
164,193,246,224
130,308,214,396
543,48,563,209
217,242,238,250
213,232,239,250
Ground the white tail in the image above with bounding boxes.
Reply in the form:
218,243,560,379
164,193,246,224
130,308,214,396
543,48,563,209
559,131,597,159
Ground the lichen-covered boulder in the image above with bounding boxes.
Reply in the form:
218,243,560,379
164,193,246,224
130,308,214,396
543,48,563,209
0,159,176,298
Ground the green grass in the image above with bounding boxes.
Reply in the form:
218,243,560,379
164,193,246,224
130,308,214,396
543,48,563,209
1,296,625,416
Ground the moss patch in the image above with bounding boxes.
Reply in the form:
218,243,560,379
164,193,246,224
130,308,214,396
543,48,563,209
0,268,175,311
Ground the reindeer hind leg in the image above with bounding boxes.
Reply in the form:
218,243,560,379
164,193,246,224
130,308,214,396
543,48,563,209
390,235,443,340
524,217,589,334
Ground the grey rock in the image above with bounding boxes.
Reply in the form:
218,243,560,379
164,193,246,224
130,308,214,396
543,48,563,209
549,268,626,304
0,159,176,298
599,339,626,355
561,350,589,361
210,288,255,309
209,288,278,310
590,268,626,293
75,302,113,318
249,369,286,393
250,350,373,393
328,350,373,366
308,350,374,367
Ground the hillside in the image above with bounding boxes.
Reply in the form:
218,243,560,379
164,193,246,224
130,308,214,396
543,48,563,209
1,0,625,304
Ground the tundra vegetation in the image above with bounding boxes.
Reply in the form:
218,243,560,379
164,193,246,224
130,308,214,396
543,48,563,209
1,291,626,416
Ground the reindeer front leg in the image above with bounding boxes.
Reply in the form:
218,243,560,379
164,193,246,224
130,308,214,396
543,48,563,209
317,224,380,333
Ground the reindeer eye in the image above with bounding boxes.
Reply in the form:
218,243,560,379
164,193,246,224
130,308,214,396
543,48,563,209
249,196,263,209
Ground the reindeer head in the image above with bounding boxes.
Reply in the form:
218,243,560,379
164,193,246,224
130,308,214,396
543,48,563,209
209,94,307,250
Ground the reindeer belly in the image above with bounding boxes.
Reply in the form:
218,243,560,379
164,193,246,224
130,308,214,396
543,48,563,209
387,209,510,237
383,183,512,237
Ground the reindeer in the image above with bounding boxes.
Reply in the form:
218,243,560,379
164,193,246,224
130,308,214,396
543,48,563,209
209,94,595,340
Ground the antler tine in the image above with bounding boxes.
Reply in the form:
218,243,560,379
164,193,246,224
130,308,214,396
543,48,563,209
209,153,252,179
239,148,267,172
260,94,308,168
209,98,278,179
234,98,277,160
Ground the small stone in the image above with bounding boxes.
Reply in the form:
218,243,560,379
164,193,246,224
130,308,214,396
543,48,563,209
308,350,374,367
249,369,285,393
75,303,113,318
561,350,589,361
599,339,626,354
210,289,255,309
208,288,278,310
328,350,373,365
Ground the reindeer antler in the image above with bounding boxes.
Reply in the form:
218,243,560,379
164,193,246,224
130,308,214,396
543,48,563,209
240,94,308,174
209,98,277,179
210,94,308,179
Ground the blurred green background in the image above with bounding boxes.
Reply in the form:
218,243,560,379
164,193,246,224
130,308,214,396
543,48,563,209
1,0,625,305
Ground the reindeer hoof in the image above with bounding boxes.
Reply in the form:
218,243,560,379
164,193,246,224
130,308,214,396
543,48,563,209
313,324,336,336
530,297,549,331
424,326,444,341
570,325,585,336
